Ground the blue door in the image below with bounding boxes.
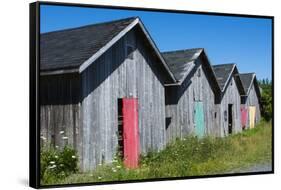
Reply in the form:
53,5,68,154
194,101,205,138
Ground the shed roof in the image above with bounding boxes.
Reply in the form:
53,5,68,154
239,73,255,94
161,48,221,97
212,63,245,95
41,17,136,71
40,17,177,82
212,63,236,91
162,48,203,82
239,73,260,98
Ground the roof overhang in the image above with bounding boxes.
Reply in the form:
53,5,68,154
40,68,79,76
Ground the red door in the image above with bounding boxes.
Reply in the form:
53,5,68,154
241,106,248,129
122,98,139,168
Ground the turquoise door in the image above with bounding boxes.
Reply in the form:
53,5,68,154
194,101,205,138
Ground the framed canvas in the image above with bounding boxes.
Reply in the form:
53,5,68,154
29,1,274,188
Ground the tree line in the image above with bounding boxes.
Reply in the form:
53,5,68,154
258,78,272,121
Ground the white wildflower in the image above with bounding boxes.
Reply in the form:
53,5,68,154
71,155,76,159
49,161,55,164
60,131,65,134
60,164,64,167
55,145,59,149
54,155,58,158
116,165,121,169
49,165,56,169
112,168,117,172
98,176,102,180
62,136,68,140
40,136,46,141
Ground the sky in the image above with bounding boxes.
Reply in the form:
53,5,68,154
40,5,272,80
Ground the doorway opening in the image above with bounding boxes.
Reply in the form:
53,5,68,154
117,98,124,159
228,104,233,134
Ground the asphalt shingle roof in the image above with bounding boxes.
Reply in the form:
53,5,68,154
40,17,137,71
239,73,255,95
161,48,203,82
212,63,235,91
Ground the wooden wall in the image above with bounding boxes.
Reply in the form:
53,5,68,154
165,57,219,143
80,28,167,171
216,77,242,137
40,74,82,152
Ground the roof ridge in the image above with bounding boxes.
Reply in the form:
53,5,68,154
161,48,203,54
41,16,138,35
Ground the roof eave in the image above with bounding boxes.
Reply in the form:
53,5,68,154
40,68,79,76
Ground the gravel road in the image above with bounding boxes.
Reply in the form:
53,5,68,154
226,162,272,174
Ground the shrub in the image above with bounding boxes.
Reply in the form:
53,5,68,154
40,145,78,184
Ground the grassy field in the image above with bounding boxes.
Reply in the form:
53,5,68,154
42,120,272,185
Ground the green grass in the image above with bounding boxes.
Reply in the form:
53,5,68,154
42,120,272,185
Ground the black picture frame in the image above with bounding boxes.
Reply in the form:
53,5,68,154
30,1,274,188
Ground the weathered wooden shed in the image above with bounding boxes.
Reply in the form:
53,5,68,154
239,73,261,129
162,48,221,141
212,64,245,137
40,17,177,171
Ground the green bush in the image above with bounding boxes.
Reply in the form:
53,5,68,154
40,145,78,184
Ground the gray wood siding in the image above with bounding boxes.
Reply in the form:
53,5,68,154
243,84,261,128
40,74,82,157
165,58,218,143
216,77,242,137
80,29,166,171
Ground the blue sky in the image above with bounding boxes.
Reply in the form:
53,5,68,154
40,5,272,79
